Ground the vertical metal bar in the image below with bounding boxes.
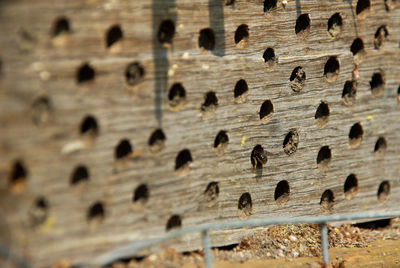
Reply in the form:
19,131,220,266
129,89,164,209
202,229,213,268
320,222,330,268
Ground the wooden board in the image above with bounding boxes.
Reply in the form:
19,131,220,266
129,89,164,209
0,0,399,266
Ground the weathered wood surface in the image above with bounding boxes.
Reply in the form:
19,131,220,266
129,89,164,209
0,0,400,266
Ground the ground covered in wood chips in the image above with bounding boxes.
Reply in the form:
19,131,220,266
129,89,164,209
102,218,400,268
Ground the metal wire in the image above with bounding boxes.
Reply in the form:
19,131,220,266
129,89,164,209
93,210,400,267
320,222,330,266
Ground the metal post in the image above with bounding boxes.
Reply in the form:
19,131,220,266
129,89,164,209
320,222,330,268
202,229,213,268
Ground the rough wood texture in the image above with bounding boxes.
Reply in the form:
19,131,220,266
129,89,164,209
0,0,400,266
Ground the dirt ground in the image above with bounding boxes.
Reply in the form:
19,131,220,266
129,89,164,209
51,218,400,268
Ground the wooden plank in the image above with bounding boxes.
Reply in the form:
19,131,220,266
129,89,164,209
0,0,399,266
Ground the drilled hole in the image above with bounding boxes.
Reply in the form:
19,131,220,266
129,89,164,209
320,190,334,212
370,72,385,97
201,91,218,118
105,25,123,48
70,165,89,185
225,0,235,5
234,79,248,103
295,14,310,38
52,17,70,37
315,101,330,128
158,19,175,46
259,100,274,122
214,130,229,156
77,63,95,84
324,56,340,83
251,145,267,169
133,184,149,204
125,62,145,87
327,13,343,39
356,0,371,19
115,139,133,159
374,25,389,49
9,160,27,194
238,192,252,219
29,196,49,227
32,96,52,125
204,182,219,207
234,24,249,49
87,201,105,225
342,80,357,106
148,129,166,154
397,85,400,104
283,129,299,156
317,146,332,170
263,48,277,71
377,181,390,202
350,38,366,64
175,149,192,171
344,174,358,200
264,0,277,12
80,115,98,138
274,180,290,205
199,28,215,51
289,66,306,92
384,0,398,11
166,215,182,231
168,83,186,110
349,122,363,148
374,136,387,156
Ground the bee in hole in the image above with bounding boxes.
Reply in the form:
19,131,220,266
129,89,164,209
251,145,267,169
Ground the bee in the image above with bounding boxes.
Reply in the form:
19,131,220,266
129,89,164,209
251,145,267,169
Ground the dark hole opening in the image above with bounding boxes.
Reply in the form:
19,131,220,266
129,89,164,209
213,243,238,251
377,181,390,202
350,38,364,55
133,184,149,203
259,100,274,120
80,115,98,136
327,13,343,38
315,101,330,119
251,145,267,169
201,91,218,110
9,160,27,185
158,19,175,45
77,63,95,84
214,131,229,148
106,25,123,48
263,48,275,63
52,17,70,37
115,139,133,159
71,165,89,185
283,129,299,156
175,149,192,170
36,197,48,210
320,190,334,211
344,174,358,200
374,25,389,49
369,72,385,96
356,0,371,15
168,83,186,108
295,14,310,35
29,196,49,227
234,24,249,46
349,123,363,147
274,180,290,204
204,182,219,207
289,66,306,92
317,146,331,168
342,80,357,104
125,62,145,86
264,0,277,12
225,0,235,6
374,137,387,154
166,214,182,231
87,202,105,222
148,129,166,148
199,28,215,51
234,79,248,98
324,57,340,75
238,192,252,218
